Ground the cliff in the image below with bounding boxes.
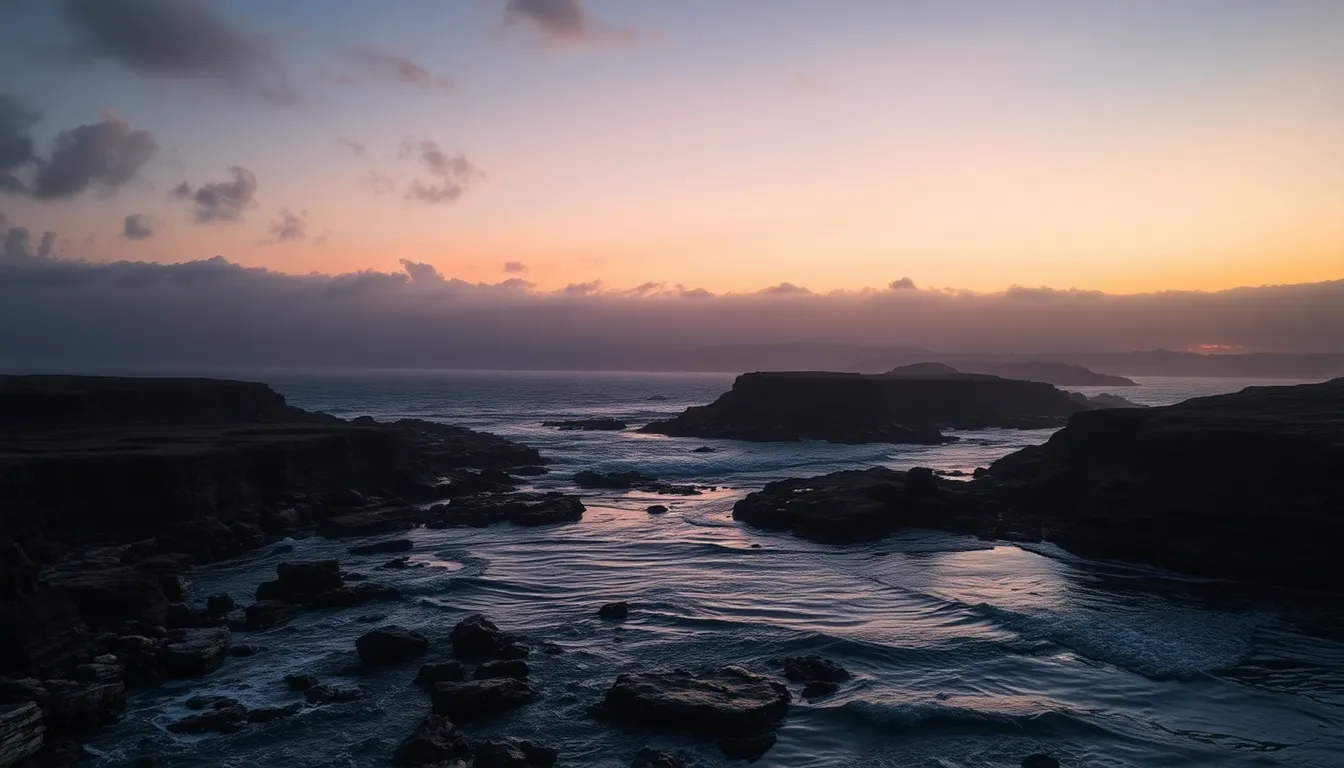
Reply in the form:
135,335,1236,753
983,377,1344,589
639,371,1094,444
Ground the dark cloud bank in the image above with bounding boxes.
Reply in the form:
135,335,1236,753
1,248,1341,371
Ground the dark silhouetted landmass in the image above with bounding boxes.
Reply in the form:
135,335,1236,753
639,371,1097,444
855,350,1344,380
733,378,1344,590
978,362,1137,386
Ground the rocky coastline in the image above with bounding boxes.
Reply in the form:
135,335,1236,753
639,370,1116,444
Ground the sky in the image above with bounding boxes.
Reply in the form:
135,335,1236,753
1,1,1343,367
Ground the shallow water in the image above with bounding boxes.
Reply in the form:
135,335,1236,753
84,370,1344,767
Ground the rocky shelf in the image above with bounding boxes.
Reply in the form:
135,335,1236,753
639,370,1113,444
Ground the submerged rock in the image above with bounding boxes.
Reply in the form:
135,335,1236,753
473,739,558,767
782,655,851,684
573,471,701,496
356,626,429,665
244,600,298,631
716,731,777,761
598,602,630,621
1022,755,1061,768
304,683,362,705
541,418,627,431
631,747,688,768
646,505,668,515
431,678,536,720
450,614,528,660
392,714,469,767
417,661,465,686
474,660,528,680
426,493,586,528
604,666,790,735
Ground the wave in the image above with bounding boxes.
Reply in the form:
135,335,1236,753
834,698,1118,739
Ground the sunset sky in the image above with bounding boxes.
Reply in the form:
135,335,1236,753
2,0,1343,296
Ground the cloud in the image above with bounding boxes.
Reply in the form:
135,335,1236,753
1005,285,1106,301
60,0,298,105
0,98,158,200
562,280,601,296
503,261,527,273
123,213,156,240
344,47,454,92
400,140,481,205
30,111,158,200
760,282,812,295
0,95,39,193
173,166,257,223
2,246,1343,369
264,208,307,243
889,277,917,291
504,0,637,45
337,137,366,155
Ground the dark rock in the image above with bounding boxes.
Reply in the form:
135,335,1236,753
475,660,528,680
982,378,1344,589
647,395,670,401
354,613,386,624
326,487,368,508
512,466,549,476
348,538,414,556
782,655,850,684
716,731,777,761
229,644,261,658
473,739,557,768
392,714,469,767
244,601,298,631
598,602,630,621
45,566,169,628
631,747,688,768
272,544,296,555
904,466,938,494
304,683,362,705
541,643,564,655
981,361,1138,387
356,626,429,665
604,666,790,735
0,702,44,767
542,418,626,431
732,467,982,544
430,679,536,720
573,471,701,496
416,661,465,686
801,681,839,699
646,505,668,515
158,574,191,603
318,505,426,538
0,590,90,678
426,492,585,528
246,702,302,724
71,661,122,684
639,371,1095,443
691,446,717,453
275,561,343,596
284,674,319,691
342,572,369,581
205,593,235,615
450,614,528,659
159,627,230,677
167,704,249,734
165,602,204,629
1022,755,1061,768
33,679,127,737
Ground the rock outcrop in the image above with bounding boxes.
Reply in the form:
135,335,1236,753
541,418,627,431
603,666,790,736
640,371,1095,443
983,377,1344,589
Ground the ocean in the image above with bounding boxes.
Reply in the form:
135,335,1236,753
81,370,1344,767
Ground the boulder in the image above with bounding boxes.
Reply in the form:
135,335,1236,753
801,681,840,699
304,683,362,705
646,505,668,515
691,446,717,453
275,561,343,596
284,674,319,691
158,574,192,603
356,626,429,665
246,703,302,724
474,660,528,680
473,740,558,768
244,601,298,631
450,614,527,660
427,493,585,528
26,679,127,737
318,505,426,538
431,679,536,721
781,655,850,684
574,472,701,496
306,583,402,609
631,747,688,768
716,732,777,761
159,627,231,677
205,593,235,615
0,702,43,768
604,666,790,735
417,661,465,686
46,566,169,628
598,602,630,621
348,538,414,556
541,418,626,431
392,714,470,767
168,703,249,734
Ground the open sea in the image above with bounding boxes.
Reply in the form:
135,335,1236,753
74,370,1344,768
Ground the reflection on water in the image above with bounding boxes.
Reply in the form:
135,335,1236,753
80,370,1344,767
